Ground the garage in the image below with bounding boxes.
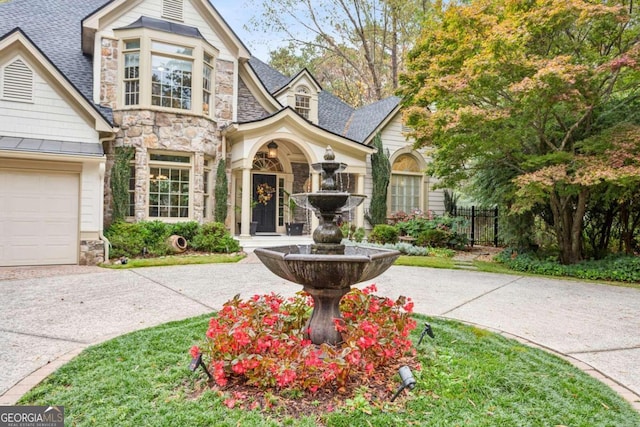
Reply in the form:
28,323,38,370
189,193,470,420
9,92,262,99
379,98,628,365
0,168,79,266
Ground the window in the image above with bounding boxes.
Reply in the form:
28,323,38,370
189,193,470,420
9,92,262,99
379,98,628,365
148,154,191,218
294,85,310,119
202,53,213,115
390,154,422,214
123,40,140,106
1,58,33,102
151,42,193,109
128,165,136,217
203,158,212,220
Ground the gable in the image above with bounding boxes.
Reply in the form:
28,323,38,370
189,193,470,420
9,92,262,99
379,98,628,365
85,0,250,61
0,32,111,141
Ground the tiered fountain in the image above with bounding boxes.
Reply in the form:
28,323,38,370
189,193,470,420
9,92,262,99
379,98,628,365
254,146,400,345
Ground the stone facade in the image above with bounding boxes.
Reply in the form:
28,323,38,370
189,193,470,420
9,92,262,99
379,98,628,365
100,38,118,109
215,59,234,122
80,239,105,265
237,76,269,122
103,110,221,225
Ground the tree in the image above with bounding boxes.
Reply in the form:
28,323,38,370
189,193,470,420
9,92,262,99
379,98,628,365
365,133,390,226
214,159,228,224
250,0,428,105
400,0,640,264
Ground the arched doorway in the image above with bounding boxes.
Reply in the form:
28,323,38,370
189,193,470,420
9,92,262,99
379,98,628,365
252,152,282,233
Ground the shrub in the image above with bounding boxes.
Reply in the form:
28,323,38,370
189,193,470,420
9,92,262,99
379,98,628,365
496,249,640,283
191,222,240,253
191,285,417,392
169,221,200,242
368,224,399,244
416,229,448,247
105,221,147,258
395,214,469,249
340,223,365,243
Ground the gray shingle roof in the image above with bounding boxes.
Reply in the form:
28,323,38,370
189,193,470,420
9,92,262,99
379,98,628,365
116,16,204,40
247,56,400,144
0,135,104,156
0,0,113,124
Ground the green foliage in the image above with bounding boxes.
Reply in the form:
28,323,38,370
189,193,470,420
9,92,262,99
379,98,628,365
340,223,365,243
496,249,640,283
367,224,399,245
191,222,240,253
400,0,640,263
169,221,200,241
365,134,390,226
395,214,469,250
214,159,228,223
193,286,416,392
105,221,239,258
110,147,135,224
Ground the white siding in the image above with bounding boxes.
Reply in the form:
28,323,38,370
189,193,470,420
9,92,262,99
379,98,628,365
0,57,99,143
105,0,237,61
80,162,103,233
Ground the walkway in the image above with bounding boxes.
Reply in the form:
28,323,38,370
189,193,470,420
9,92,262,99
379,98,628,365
1,257,639,411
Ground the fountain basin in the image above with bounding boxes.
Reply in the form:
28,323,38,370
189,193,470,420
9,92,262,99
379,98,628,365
254,245,400,290
255,244,400,345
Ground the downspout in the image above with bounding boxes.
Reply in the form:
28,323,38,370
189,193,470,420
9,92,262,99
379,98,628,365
99,135,115,263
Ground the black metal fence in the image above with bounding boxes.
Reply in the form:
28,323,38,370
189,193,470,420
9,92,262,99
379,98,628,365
453,206,499,247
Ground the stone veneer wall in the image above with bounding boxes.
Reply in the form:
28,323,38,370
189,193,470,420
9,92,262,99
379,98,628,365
100,38,118,109
237,77,269,122
103,110,221,225
80,240,105,265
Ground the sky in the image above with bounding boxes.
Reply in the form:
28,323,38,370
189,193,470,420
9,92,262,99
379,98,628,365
210,0,285,61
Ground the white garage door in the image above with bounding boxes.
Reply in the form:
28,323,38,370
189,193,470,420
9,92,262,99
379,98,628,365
0,169,79,266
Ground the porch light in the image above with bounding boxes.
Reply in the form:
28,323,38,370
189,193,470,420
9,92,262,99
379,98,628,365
267,141,278,159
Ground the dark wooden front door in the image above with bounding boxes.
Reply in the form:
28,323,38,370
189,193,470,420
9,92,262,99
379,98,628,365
252,174,277,233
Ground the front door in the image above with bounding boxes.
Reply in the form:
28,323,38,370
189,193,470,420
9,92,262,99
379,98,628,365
252,174,277,233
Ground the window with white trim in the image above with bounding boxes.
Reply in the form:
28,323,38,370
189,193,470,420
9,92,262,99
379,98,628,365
1,58,34,102
151,42,193,109
148,154,191,218
202,53,213,115
294,85,311,119
123,40,140,106
390,154,422,214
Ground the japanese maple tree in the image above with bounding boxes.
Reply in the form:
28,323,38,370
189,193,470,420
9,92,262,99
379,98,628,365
400,0,640,263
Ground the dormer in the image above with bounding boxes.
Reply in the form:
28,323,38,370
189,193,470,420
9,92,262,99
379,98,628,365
274,69,321,124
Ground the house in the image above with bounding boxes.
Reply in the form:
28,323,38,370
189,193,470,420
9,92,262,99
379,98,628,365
0,0,444,267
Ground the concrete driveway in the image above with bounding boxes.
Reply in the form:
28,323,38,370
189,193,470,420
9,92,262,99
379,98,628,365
1,257,639,411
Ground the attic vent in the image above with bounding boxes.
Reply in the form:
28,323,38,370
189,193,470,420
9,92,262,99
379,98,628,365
162,0,183,21
2,58,34,102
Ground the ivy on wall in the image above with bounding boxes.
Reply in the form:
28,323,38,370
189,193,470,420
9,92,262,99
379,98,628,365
111,147,135,224
214,158,228,223
366,133,390,226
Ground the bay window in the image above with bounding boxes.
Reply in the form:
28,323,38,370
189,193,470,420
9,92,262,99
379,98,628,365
116,27,218,116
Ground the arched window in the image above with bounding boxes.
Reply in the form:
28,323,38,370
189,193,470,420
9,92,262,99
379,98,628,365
294,85,311,119
253,152,283,172
390,154,422,214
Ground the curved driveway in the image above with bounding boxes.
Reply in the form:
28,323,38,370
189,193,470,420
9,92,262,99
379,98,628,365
1,257,639,410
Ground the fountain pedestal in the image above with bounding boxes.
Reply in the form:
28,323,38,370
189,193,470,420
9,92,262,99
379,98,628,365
303,286,349,345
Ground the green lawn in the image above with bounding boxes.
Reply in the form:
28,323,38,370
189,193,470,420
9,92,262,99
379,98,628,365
19,314,639,426
101,253,245,269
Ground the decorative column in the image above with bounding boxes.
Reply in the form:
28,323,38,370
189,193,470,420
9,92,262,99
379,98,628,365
240,167,252,237
356,173,365,228
310,171,320,232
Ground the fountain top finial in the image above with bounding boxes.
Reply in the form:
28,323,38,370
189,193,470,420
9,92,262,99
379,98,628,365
324,146,335,161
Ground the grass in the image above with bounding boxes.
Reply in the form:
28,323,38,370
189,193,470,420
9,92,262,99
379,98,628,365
19,314,639,426
395,255,456,269
101,253,245,269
